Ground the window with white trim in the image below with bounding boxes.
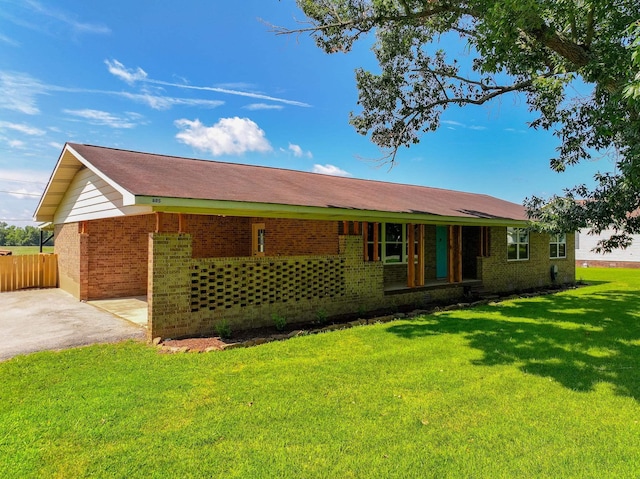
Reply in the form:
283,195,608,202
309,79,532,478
549,233,567,259
366,223,418,264
507,228,529,261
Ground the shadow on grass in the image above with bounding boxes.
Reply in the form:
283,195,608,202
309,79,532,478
579,280,611,286
387,289,640,400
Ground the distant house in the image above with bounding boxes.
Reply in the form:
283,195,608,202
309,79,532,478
576,229,640,268
35,143,575,340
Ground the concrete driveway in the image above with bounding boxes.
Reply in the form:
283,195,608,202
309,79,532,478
0,288,145,361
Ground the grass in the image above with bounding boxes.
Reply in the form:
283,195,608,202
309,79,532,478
1,268,640,478
0,245,54,255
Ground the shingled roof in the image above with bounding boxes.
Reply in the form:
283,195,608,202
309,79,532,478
35,143,529,225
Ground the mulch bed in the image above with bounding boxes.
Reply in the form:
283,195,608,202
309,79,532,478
157,283,581,354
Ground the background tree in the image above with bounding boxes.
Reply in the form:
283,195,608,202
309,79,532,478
276,1,640,251
0,223,43,246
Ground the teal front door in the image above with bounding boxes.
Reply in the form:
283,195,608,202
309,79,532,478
436,226,448,279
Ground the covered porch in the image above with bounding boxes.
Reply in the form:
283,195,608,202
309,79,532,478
351,221,491,292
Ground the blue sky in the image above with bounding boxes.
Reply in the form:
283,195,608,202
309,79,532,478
0,0,611,225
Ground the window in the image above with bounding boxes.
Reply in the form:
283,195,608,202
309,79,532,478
507,227,529,261
550,233,567,259
366,223,418,264
384,223,404,263
252,223,265,256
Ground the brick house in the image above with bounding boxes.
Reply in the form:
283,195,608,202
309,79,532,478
35,143,575,340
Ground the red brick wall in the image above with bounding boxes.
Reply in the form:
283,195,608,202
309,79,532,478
186,215,338,258
85,215,155,299
186,215,251,258
55,213,340,300
260,218,338,256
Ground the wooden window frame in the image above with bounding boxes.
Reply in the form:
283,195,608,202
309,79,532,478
366,222,418,265
479,226,491,257
252,223,266,257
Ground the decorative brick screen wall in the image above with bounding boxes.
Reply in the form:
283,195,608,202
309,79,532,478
148,233,468,340
190,256,346,312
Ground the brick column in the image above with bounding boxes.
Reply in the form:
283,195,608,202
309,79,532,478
148,233,192,340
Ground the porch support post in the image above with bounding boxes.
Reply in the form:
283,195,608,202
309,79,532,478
155,212,163,233
480,226,490,257
178,213,185,233
448,225,463,283
362,221,369,261
407,224,415,288
457,226,463,282
373,223,380,261
417,224,425,286
79,226,89,301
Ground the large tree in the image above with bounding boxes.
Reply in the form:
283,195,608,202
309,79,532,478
276,0,640,251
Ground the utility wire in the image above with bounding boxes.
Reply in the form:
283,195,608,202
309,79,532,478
0,177,47,185
0,190,42,197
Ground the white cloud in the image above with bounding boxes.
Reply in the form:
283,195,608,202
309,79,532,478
119,91,224,110
312,164,352,177
8,140,26,148
175,117,272,156
105,59,147,84
0,33,20,46
0,71,47,114
107,60,311,107
3,1,110,38
288,143,312,159
0,169,48,200
441,120,464,127
289,143,303,157
0,169,49,185
0,121,46,136
244,103,284,111
441,119,487,131
23,0,111,35
63,109,143,129
6,187,40,199
0,70,225,116
49,141,64,149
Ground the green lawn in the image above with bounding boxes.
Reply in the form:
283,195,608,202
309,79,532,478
1,268,639,478
0,245,54,255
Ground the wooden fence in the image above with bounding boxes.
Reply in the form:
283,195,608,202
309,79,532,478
0,254,58,292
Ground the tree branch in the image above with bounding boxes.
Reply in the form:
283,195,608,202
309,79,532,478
585,5,595,48
525,23,591,67
270,5,468,38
